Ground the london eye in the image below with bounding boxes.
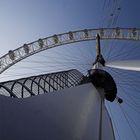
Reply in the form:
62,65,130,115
0,0,140,140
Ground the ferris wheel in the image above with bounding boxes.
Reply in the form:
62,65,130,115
0,28,140,140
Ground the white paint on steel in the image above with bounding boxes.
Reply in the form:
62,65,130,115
106,60,140,71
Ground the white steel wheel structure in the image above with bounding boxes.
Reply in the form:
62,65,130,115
0,28,140,140
0,28,140,74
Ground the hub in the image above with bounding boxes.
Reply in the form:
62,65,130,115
89,34,123,103
88,69,117,102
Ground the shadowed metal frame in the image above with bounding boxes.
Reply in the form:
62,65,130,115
0,69,84,98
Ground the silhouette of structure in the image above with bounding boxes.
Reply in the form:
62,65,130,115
0,69,84,98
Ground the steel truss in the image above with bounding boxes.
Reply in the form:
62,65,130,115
0,28,140,74
0,69,84,98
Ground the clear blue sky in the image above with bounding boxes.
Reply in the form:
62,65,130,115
0,0,140,139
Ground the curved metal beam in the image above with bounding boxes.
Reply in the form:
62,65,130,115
28,77,48,94
38,76,45,94
53,74,66,89
10,81,35,97
0,28,140,74
0,84,17,98
21,79,28,98
43,75,57,91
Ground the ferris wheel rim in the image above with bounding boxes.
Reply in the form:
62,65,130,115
0,27,140,74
